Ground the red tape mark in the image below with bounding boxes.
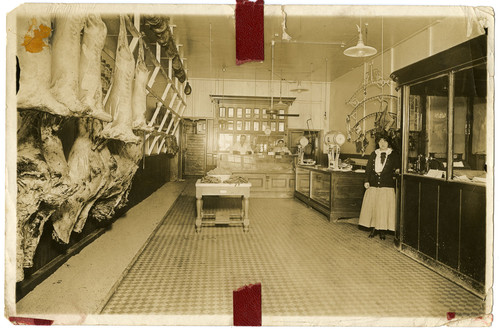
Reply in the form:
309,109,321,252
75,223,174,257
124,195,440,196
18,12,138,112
233,283,262,326
447,312,456,320
235,0,264,65
9,317,54,325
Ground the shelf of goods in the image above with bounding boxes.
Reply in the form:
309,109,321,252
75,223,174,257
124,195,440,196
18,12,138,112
15,11,189,295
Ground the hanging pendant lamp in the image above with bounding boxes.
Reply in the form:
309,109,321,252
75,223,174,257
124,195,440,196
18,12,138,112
272,71,287,111
344,24,377,58
290,81,309,93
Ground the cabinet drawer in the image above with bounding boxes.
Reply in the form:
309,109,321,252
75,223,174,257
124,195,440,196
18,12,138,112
336,176,365,186
334,184,365,198
333,198,363,210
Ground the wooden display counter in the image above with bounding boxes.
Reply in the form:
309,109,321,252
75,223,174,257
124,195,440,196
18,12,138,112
295,165,365,221
217,153,295,198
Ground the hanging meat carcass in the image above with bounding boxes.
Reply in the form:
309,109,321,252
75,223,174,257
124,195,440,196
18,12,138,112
39,114,70,179
165,134,179,155
101,15,140,144
132,38,150,130
165,37,177,58
16,15,70,116
90,141,142,222
16,111,74,281
73,142,116,232
50,14,89,116
172,54,186,83
79,14,111,122
73,119,117,233
51,118,113,243
16,112,50,281
144,15,172,47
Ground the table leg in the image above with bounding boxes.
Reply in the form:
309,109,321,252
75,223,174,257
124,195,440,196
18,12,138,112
196,196,203,233
243,196,249,232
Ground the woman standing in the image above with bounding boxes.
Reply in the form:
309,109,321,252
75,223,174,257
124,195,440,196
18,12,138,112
359,132,400,240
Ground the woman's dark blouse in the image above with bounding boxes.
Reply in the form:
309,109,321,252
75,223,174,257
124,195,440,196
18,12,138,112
365,150,401,188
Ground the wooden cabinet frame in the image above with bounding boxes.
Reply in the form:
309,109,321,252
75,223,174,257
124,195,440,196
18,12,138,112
392,34,489,297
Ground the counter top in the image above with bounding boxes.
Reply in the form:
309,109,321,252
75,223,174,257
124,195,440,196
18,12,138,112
296,165,365,175
218,152,294,173
195,179,252,188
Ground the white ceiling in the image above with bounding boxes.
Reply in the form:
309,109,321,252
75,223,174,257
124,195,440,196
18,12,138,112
162,4,471,83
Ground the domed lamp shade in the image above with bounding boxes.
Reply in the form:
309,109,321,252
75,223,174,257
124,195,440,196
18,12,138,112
344,25,377,58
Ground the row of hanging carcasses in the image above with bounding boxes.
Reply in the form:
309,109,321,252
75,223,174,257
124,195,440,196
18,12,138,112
15,13,181,282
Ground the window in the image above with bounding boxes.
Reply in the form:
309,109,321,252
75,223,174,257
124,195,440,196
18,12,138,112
254,108,259,118
216,102,288,152
253,121,259,131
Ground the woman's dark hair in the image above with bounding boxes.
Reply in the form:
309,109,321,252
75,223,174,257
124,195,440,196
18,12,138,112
374,131,392,149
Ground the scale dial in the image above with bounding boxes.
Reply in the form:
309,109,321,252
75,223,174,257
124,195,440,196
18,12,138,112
324,131,346,146
335,133,346,146
299,136,309,147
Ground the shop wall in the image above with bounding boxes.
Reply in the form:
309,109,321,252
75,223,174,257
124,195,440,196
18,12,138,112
329,17,484,157
184,78,330,133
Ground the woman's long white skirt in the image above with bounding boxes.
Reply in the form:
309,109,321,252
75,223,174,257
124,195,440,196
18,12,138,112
358,187,396,231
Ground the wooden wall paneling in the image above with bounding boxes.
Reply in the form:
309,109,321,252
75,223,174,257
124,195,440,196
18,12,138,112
437,182,460,269
402,176,419,249
242,174,266,191
419,179,439,258
460,185,486,284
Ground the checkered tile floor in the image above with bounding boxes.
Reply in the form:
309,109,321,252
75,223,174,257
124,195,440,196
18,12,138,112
101,182,485,318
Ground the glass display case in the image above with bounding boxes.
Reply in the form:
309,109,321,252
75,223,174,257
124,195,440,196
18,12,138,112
294,166,365,221
391,34,489,296
310,171,330,207
451,64,487,184
295,166,310,197
405,75,449,179
404,64,487,183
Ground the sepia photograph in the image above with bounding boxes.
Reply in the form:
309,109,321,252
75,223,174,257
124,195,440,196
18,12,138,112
3,0,495,326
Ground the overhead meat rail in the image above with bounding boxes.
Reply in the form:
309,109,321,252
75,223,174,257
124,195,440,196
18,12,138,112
100,14,188,155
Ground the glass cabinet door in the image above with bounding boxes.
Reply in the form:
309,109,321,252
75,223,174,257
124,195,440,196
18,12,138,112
451,64,487,184
310,171,330,207
405,75,449,179
295,167,310,197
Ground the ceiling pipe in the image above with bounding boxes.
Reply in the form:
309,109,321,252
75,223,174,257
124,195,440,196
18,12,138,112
271,39,275,110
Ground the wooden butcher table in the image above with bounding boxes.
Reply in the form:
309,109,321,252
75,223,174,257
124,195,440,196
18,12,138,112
195,179,251,233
